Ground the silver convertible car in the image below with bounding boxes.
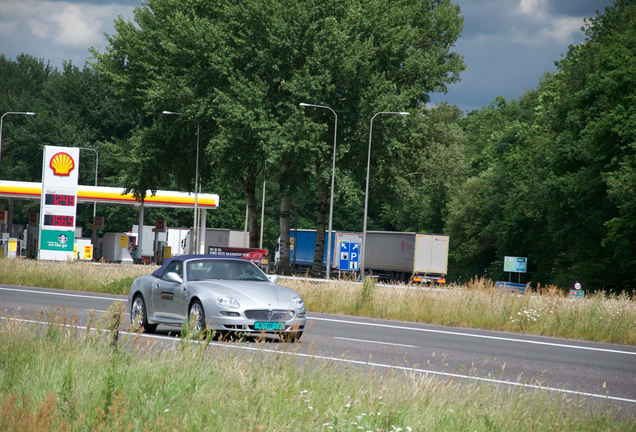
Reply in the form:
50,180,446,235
128,255,306,341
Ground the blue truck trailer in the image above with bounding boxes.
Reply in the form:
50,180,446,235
274,229,336,270
275,229,449,283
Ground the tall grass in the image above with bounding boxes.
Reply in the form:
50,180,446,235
0,258,158,295
1,258,635,345
285,277,636,346
0,309,632,431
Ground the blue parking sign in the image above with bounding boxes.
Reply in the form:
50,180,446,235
339,242,349,269
339,242,360,271
349,243,359,270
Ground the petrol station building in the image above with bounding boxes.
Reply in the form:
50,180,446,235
0,146,218,261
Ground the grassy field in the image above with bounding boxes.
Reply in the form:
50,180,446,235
287,277,636,346
0,258,158,295
1,257,635,345
0,306,633,431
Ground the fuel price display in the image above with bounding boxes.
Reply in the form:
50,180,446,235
43,214,74,227
44,193,75,207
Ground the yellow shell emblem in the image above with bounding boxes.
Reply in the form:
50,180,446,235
49,152,75,177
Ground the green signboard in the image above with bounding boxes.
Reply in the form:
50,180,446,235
40,229,75,251
504,256,527,273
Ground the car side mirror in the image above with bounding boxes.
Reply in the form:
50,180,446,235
267,274,280,284
165,272,183,284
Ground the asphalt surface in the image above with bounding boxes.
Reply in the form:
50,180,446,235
2,284,636,413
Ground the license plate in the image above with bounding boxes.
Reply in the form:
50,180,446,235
254,322,285,330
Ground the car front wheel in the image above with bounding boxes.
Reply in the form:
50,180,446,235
131,295,157,333
188,299,207,335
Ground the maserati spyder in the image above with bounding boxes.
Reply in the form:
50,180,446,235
128,255,306,341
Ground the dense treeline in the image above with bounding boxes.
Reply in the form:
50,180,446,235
0,0,633,291
448,0,635,291
88,0,466,275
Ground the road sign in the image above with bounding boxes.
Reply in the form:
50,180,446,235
339,242,360,271
94,216,105,230
504,256,527,273
38,146,80,261
83,245,93,260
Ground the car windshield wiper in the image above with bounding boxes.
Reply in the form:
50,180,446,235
236,275,267,281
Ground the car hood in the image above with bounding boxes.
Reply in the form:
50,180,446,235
190,280,298,307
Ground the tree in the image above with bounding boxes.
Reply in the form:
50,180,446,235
447,0,636,291
0,56,136,234
91,0,466,275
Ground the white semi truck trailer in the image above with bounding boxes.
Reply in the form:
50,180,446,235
275,229,449,283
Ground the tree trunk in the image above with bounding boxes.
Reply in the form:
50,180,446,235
237,173,259,249
310,165,328,277
277,194,292,275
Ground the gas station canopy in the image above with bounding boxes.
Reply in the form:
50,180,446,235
0,180,218,209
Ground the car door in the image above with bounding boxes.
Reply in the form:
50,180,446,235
152,261,186,321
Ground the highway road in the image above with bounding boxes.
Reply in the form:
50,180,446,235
2,284,636,412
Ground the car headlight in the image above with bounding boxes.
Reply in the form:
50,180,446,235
293,297,304,309
217,296,240,309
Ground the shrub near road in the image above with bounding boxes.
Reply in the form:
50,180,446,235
0,258,635,345
288,277,636,346
0,258,158,295
0,308,632,431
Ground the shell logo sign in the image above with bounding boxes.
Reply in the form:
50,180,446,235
49,152,75,176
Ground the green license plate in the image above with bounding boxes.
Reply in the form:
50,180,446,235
254,322,285,330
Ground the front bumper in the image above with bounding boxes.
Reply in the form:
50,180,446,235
206,311,306,334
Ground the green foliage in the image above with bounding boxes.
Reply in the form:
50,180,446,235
1,314,631,431
0,54,137,231
90,0,466,262
355,276,376,311
59,359,76,421
104,276,137,295
448,0,636,291
2,1,467,273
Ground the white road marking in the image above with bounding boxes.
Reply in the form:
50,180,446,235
3,286,633,355
4,316,636,405
309,316,636,356
0,287,126,302
334,336,417,348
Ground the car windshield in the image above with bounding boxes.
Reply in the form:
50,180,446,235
185,259,269,282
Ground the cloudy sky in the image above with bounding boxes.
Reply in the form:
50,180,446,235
0,0,615,114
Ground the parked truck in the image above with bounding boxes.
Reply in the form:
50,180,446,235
182,227,249,254
274,229,336,271
362,231,448,283
274,229,449,283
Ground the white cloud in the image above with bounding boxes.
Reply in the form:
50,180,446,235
25,17,51,39
50,4,103,47
14,1,125,47
519,0,548,15
539,16,582,44
0,0,135,68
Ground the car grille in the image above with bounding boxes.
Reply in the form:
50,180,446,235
244,310,294,321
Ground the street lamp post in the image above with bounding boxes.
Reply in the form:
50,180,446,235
359,111,409,280
80,147,99,257
260,177,266,250
79,147,99,218
299,102,338,279
0,112,36,170
163,111,200,254
1,112,35,237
